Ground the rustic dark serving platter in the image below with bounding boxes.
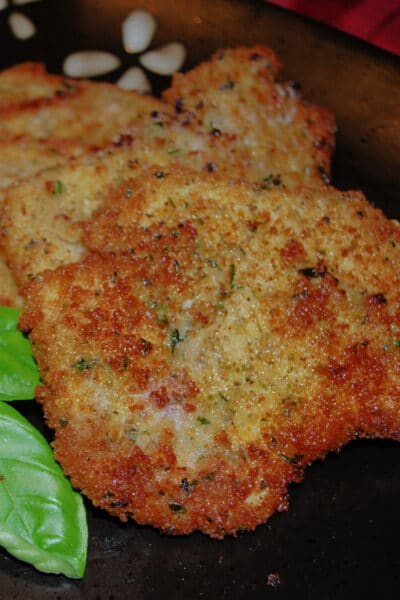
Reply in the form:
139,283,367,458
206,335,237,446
1,0,400,598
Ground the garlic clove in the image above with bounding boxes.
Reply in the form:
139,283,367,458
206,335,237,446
63,51,121,79
8,11,36,40
122,9,156,54
139,42,186,76
117,67,152,94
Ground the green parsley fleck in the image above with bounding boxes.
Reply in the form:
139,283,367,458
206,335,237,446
261,173,281,189
197,416,210,425
215,301,226,313
73,358,92,371
205,258,218,268
53,180,65,195
170,328,185,353
230,263,243,289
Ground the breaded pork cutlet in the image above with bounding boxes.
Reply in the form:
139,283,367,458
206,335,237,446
0,63,164,149
0,63,71,107
1,152,128,285
0,49,335,188
0,134,81,191
0,135,82,307
163,46,335,187
0,76,161,303
0,63,164,195
2,45,336,288
20,167,400,537
0,64,165,303
0,134,81,307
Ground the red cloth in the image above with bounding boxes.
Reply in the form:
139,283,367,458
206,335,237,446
266,0,400,55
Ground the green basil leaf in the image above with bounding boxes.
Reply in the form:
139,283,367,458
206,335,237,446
0,306,41,400
0,401,88,578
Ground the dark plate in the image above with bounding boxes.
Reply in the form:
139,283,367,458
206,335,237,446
1,1,400,598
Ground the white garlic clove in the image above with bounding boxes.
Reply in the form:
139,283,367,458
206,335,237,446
117,67,152,94
139,42,186,76
63,51,121,79
122,9,156,54
8,12,36,39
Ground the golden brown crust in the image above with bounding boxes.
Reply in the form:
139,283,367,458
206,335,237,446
0,134,82,191
1,155,127,285
0,47,354,536
0,62,164,150
163,46,336,187
0,46,333,285
0,63,72,108
0,65,165,300
20,168,400,537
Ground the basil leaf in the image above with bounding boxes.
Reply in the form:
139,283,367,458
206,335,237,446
0,401,88,578
0,306,41,400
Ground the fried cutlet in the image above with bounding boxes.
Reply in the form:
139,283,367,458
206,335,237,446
163,46,335,187
0,127,109,306
0,62,164,149
0,134,81,191
0,133,87,308
0,64,164,304
19,167,400,538
0,49,335,188
2,44,336,289
1,45,335,305
1,154,122,284
0,63,70,107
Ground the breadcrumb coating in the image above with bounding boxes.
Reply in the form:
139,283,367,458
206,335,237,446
20,168,400,537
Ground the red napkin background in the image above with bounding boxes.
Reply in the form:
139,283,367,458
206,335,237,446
266,0,400,55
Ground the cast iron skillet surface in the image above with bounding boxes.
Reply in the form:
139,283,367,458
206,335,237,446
1,1,400,598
